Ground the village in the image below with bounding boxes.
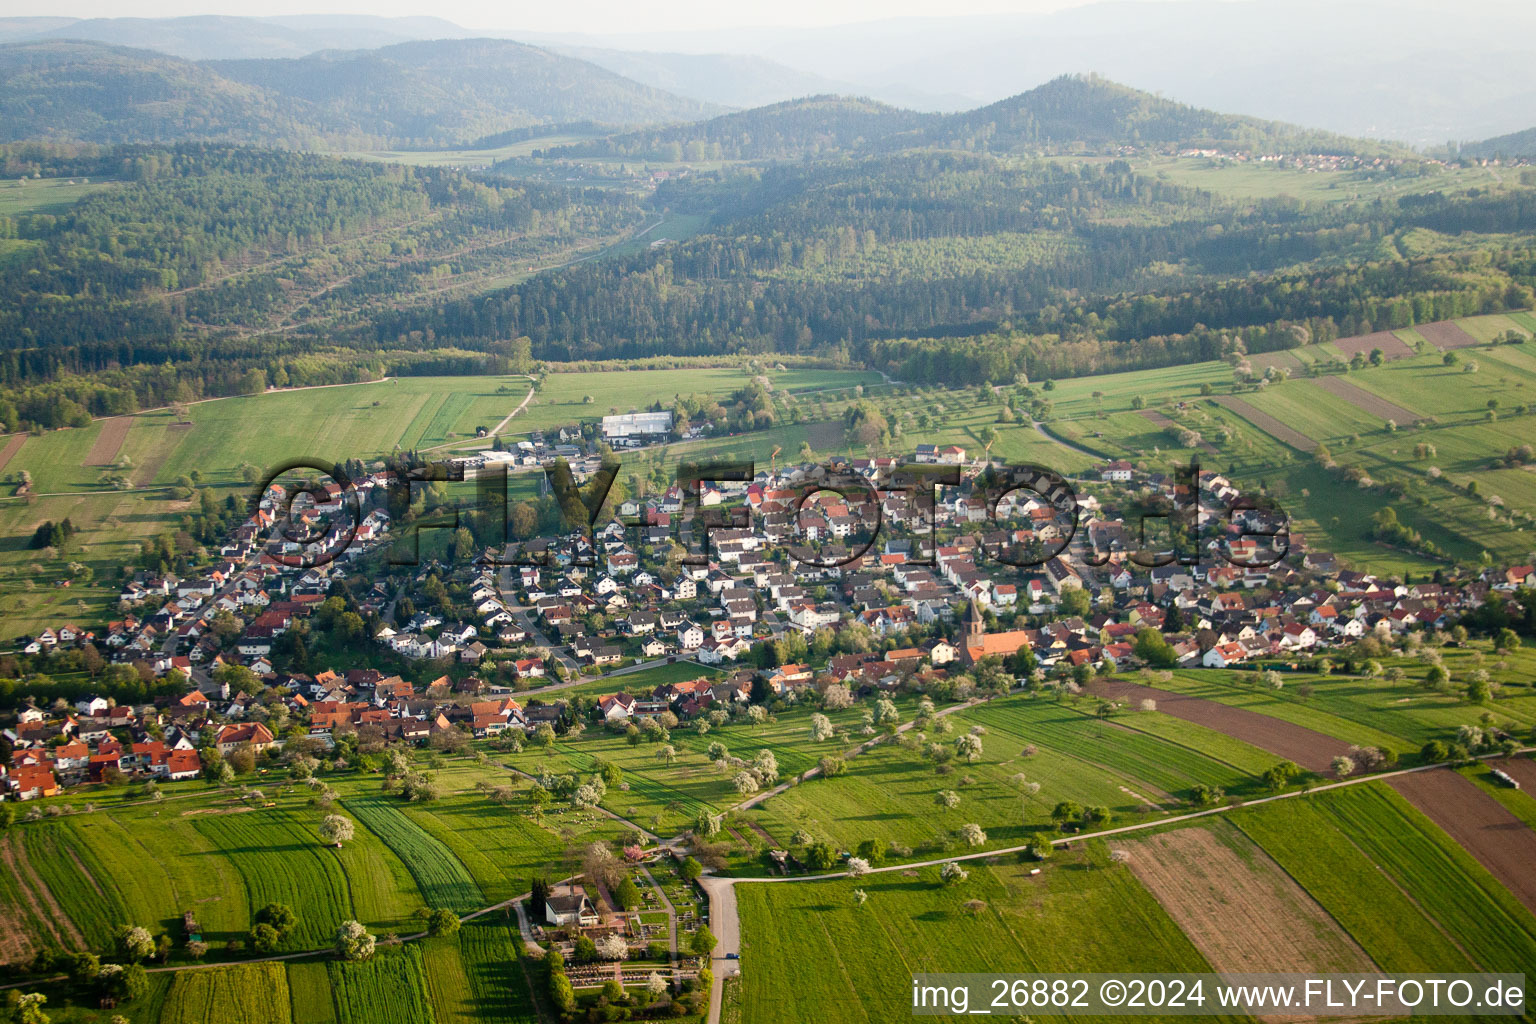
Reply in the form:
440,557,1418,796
4,421,1531,808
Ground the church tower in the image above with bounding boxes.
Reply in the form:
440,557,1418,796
966,599,985,639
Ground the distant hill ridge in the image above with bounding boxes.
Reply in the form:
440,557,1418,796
0,37,722,148
543,75,1406,162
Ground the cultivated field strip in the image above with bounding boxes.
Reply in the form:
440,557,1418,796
1415,320,1481,350
162,963,295,1024
288,959,341,1024
454,917,541,1023
1088,679,1349,772
1232,797,1476,972
82,415,132,466
1315,784,1536,975
1213,394,1318,452
20,821,130,950
193,808,354,949
1386,770,1536,915
329,945,438,1024
1125,824,1377,975
963,700,1254,798
1333,329,1415,360
1493,755,1536,791
345,793,485,915
1310,375,1419,424
0,433,28,473
1246,348,1306,372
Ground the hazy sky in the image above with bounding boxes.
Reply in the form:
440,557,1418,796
12,0,1104,34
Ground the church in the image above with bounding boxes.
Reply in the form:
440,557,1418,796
959,600,1036,667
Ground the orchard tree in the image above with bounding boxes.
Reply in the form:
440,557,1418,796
810,713,834,742
427,909,461,937
752,749,779,785
955,733,983,763
334,920,375,961
320,814,355,848
118,926,155,962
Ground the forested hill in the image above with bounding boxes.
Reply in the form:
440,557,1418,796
0,38,719,148
1459,125,1536,159
540,96,937,161
0,142,642,424
0,42,310,147
543,76,1407,164
209,40,723,146
377,152,1536,370
922,75,1403,156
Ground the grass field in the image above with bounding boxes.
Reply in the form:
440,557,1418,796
436,917,540,1023
727,693,1269,862
289,959,340,1024
735,841,1231,1024
1311,783,1536,974
193,807,356,950
330,945,438,1024
1148,662,1536,755
162,962,295,1024
0,176,120,217
1232,795,1475,972
343,793,484,915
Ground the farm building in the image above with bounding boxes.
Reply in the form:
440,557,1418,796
601,411,673,438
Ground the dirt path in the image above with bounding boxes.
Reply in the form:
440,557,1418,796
1032,420,1104,460
1214,395,1318,453
83,416,132,467
416,377,537,455
1387,769,1536,915
1312,376,1419,425
489,380,537,436
1087,679,1350,773
1415,321,1481,351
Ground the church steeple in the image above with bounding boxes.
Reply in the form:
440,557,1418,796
967,599,985,638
